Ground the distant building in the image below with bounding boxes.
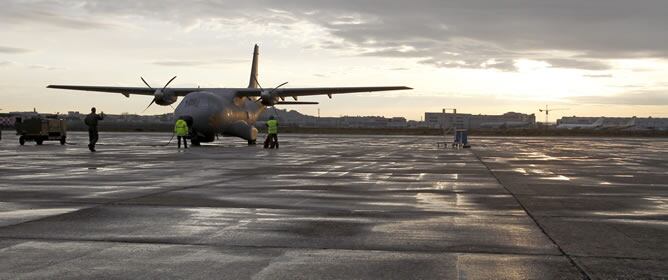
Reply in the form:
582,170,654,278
339,116,387,128
424,111,536,129
259,110,410,128
387,117,408,128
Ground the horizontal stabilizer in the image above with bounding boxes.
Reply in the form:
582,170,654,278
275,101,319,105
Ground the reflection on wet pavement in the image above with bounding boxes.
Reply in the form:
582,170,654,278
473,136,668,277
0,132,665,279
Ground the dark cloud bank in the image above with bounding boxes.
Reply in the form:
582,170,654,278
3,0,668,73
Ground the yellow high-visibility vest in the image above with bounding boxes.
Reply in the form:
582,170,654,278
267,119,278,134
174,119,188,136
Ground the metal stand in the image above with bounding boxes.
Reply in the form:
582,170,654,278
437,108,457,148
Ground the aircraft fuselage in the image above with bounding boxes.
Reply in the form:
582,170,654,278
174,89,266,143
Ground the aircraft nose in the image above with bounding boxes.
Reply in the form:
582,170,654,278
174,91,220,135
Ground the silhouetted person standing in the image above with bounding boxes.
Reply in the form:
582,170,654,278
264,115,279,149
84,107,104,152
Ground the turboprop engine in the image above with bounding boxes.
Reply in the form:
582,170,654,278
259,90,277,106
140,76,179,111
153,89,177,106
256,81,288,106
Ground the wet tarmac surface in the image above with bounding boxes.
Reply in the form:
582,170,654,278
0,132,666,279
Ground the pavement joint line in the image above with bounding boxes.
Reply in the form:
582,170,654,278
569,254,668,261
471,149,592,280
0,200,531,218
0,201,104,205
0,237,111,275
0,236,566,258
107,174,256,205
0,176,253,231
528,214,668,221
99,203,529,216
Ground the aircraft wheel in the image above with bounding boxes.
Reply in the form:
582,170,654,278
191,136,201,146
60,136,66,145
36,138,43,145
190,130,202,146
19,136,25,146
248,139,256,145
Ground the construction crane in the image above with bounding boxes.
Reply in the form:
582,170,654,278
538,105,568,127
441,108,457,132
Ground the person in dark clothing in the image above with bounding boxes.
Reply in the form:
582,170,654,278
84,107,104,152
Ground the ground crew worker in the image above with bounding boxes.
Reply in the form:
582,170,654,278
84,107,104,152
264,115,279,149
174,118,189,149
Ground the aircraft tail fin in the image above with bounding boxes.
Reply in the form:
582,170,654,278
248,44,259,88
592,118,604,127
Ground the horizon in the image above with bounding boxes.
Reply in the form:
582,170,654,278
7,107,663,123
2,1,667,120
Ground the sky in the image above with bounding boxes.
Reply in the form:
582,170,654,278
1,0,667,121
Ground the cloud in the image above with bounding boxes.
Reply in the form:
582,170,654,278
584,74,613,78
27,64,58,70
151,59,247,67
0,1,114,29
0,46,32,54
570,90,668,105
0,59,57,70
266,1,668,71
546,59,611,71
152,60,217,67
3,0,668,71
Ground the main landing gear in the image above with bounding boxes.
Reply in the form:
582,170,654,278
191,136,201,146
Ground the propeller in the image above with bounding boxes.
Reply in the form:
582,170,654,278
251,74,288,106
141,76,177,112
250,74,293,123
263,82,287,122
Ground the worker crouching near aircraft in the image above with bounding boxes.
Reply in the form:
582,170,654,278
174,117,189,149
264,115,279,149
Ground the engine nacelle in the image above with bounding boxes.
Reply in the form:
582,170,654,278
154,89,177,106
260,90,277,106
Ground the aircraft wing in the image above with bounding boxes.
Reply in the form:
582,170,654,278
48,85,412,98
235,86,412,98
46,85,200,97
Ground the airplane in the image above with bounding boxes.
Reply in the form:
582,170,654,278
556,117,605,129
600,117,636,130
479,121,532,129
48,45,412,145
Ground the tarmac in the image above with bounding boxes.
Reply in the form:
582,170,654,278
0,132,666,279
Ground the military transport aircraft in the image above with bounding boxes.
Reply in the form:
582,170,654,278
48,45,411,145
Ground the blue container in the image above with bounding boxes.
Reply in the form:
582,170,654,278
454,129,469,146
